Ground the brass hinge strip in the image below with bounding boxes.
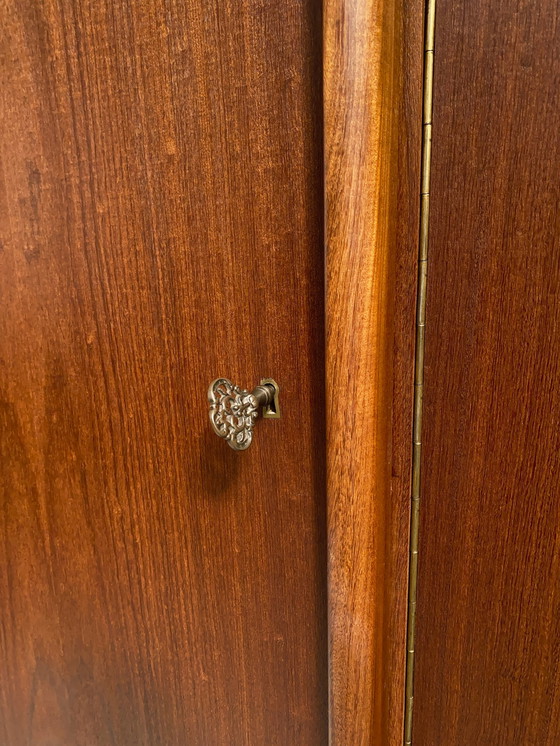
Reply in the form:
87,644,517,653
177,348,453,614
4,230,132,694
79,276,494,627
404,0,436,743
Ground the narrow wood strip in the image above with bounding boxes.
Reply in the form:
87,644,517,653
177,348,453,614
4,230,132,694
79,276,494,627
324,0,423,742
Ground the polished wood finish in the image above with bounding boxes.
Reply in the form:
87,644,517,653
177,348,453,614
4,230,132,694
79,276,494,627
413,1,560,743
324,0,423,741
0,1,327,743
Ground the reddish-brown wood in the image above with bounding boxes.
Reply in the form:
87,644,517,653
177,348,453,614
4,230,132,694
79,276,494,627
0,1,327,743
413,1,560,743
324,0,423,742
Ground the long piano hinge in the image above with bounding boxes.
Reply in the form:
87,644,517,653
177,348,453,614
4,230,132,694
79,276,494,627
404,0,436,743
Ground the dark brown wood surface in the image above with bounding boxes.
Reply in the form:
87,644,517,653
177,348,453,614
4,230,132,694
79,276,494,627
0,1,327,743
324,0,423,742
413,1,560,743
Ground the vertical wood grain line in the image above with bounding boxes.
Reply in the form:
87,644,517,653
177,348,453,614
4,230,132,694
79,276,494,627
403,1,436,743
324,0,406,742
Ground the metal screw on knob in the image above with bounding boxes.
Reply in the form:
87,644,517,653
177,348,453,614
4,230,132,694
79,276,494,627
208,377,280,451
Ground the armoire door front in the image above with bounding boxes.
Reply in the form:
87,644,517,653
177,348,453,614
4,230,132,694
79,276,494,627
0,1,327,743
411,0,560,743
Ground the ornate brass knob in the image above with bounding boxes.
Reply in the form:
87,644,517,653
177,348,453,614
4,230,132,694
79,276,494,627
208,378,280,451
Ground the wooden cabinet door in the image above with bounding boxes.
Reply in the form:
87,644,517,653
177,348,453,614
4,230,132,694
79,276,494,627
411,0,560,743
0,1,327,743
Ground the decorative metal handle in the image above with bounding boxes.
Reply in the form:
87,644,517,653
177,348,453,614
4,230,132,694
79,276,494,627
208,377,280,451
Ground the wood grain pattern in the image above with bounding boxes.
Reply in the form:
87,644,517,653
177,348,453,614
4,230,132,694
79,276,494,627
413,1,560,743
324,0,423,742
0,1,327,743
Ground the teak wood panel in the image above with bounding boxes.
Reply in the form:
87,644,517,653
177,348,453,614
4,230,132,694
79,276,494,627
324,0,423,742
0,1,327,743
413,0,560,743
